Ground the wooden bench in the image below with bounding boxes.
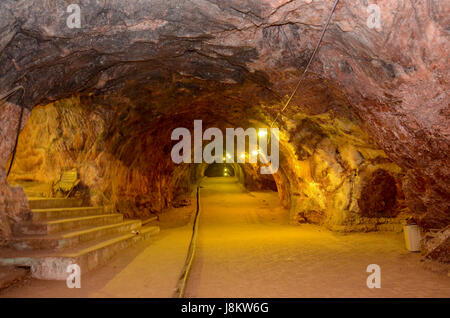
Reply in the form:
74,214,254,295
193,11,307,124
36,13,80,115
52,169,80,198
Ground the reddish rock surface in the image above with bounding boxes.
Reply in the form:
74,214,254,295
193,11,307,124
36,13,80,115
358,169,398,218
0,1,448,254
0,102,30,244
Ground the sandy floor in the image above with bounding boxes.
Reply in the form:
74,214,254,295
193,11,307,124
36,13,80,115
1,177,449,298
186,178,450,298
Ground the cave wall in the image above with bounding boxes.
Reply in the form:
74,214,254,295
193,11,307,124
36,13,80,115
239,163,278,192
277,112,407,231
6,82,408,235
7,95,200,222
0,0,445,230
0,102,31,245
0,0,448,249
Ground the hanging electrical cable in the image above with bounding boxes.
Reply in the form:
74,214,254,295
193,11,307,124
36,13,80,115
270,0,340,128
0,85,26,177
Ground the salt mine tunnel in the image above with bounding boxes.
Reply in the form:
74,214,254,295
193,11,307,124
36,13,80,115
0,0,448,298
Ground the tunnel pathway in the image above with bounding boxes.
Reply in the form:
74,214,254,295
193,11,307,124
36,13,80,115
1,177,449,297
184,177,450,297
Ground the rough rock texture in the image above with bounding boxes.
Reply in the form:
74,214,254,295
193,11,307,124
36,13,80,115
7,84,406,233
0,171,31,246
275,110,407,229
0,1,448,251
0,102,30,245
358,169,398,218
422,226,450,264
7,93,204,219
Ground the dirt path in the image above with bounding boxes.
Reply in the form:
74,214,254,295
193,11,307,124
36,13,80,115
184,177,450,298
1,177,449,298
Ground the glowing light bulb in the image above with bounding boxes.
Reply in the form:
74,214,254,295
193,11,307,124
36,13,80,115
226,153,231,159
258,130,267,137
240,153,246,159
252,149,259,156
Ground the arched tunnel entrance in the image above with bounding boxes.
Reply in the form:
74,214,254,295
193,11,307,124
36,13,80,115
0,0,448,298
204,163,236,178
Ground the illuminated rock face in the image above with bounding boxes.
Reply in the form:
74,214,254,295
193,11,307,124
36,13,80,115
0,0,448,255
6,92,205,220
5,83,406,234
273,111,406,230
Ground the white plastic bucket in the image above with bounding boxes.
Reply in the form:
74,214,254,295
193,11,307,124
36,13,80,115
403,224,421,252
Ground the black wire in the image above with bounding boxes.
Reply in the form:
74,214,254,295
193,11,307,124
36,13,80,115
7,105,24,177
173,185,201,298
270,0,340,128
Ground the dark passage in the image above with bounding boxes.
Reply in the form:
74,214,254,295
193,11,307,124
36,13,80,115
204,163,235,177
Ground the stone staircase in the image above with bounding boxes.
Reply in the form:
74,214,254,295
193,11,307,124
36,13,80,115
0,197,159,280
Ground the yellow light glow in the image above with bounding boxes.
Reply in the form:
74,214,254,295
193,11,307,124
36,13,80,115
252,149,259,156
240,153,246,159
226,153,231,159
258,130,267,137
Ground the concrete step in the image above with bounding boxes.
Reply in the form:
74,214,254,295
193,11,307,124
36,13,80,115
0,225,160,280
28,198,83,209
24,191,46,198
14,214,124,236
9,220,142,251
31,206,105,223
